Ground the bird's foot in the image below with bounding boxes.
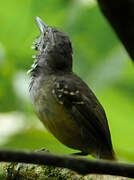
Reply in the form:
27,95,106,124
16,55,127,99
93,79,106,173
35,147,49,153
97,152,101,159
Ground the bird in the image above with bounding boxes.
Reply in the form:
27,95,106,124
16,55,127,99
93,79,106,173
28,16,115,160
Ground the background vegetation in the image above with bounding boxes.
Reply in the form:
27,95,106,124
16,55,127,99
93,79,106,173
0,0,134,162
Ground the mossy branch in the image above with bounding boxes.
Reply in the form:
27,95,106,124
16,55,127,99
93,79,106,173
0,150,134,178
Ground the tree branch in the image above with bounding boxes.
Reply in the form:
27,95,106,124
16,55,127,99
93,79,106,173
97,0,134,61
0,149,134,178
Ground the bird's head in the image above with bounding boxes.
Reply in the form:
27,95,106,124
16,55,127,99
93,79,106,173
29,17,73,75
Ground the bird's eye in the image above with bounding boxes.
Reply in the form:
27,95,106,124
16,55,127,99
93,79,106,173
44,30,48,37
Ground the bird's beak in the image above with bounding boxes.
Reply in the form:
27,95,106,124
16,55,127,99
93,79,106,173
35,16,47,34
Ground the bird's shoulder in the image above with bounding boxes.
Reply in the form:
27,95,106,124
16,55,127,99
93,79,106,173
51,73,100,109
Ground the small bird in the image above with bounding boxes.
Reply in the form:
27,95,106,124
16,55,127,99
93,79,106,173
29,16,115,160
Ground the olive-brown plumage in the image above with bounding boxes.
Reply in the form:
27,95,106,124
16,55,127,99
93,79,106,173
29,17,115,160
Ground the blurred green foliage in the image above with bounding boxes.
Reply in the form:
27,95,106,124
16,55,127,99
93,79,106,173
0,0,134,162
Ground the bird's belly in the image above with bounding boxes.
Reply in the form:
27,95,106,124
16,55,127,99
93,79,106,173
34,95,86,151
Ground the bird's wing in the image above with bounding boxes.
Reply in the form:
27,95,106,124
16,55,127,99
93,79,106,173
53,79,113,151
